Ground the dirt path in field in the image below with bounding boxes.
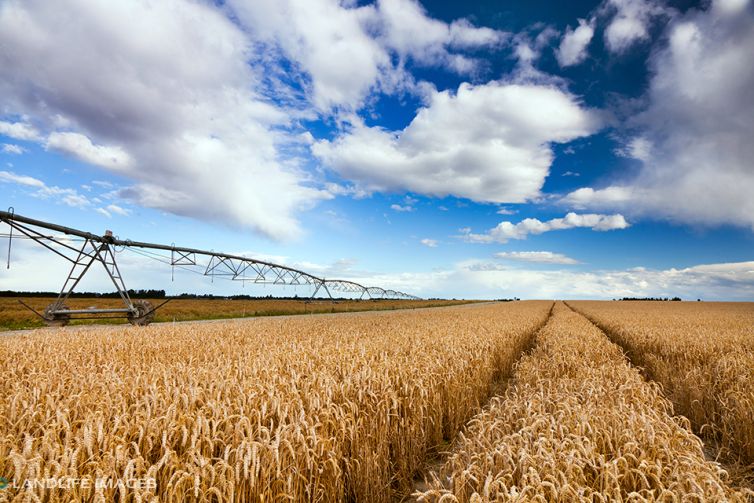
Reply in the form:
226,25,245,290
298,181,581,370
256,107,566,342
563,301,754,493
402,301,555,501
0,300,498,338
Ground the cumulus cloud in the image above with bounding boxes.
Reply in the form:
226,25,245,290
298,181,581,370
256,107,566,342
0,0,330,241
420,238,438,247
602,0,668,53
314,82,601,203
106,204,130,217
614,136,652,161
0,120,40,141
227,0,389,111
0,0,512,240
461,212,629,243
556,18,595,67
565,0,754,230
376,0,505,73
0,169,94,209
341,259,754,300
495,251,579,264
3,233,752,301
227,0,505,111
95,207,111,218
390,204,415,212
563,186,633,208
2,143,25,155
47,132,132,170
0,169,45,188
95,204,130,218
60,192,90,208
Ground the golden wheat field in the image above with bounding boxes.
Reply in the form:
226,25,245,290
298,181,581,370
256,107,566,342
418,302,751,501
570,301,754,468
0,301,551,502
0,297,473,331
1,300,753,502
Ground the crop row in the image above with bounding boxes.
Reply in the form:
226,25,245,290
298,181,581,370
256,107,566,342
571,301,754,466
418,303,749,501
0,301,551,502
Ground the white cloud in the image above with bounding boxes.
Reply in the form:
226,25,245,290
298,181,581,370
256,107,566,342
496,206,516,215
61,193,90,208
563,186,633,208
562,171,580,177
3,232,753,301
95,207,111,218
461,212,629,243
106,204,130,216
342,259,754,300
566,0,754,230
0,120,40,141
91,180,114,189
556,18,595,67
602,0,667,53
0,169,44,187
227,0,505,111
713,0,750,15
227,0,389,111
0,0,329,241
376,0,505,74
614,136,652,161
495,251,579,265
324,182,370,199
46,132,131,170
1,168,97,210
314,81,601,203
2,143,25,155
0,0,510,241
420,238,438,248
390,204,415,212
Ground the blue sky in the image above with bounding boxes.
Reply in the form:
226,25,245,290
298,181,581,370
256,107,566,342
1,0,753,299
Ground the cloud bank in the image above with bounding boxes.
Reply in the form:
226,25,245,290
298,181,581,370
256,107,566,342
461,212,629,244
565,0,754,231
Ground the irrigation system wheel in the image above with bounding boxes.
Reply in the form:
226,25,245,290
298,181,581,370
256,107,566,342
128,300,155,326
43,303,70,327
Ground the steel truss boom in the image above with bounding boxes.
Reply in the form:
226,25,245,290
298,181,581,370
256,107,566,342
0,210,420,325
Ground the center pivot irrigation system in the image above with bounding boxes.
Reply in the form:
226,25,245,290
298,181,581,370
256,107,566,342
1,209,420,326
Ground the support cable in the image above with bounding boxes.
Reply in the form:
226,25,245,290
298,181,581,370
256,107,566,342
5,206,13,269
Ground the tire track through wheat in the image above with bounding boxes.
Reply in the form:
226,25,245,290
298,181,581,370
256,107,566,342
566,300,754,490
405,303,555,502
417,302,750,501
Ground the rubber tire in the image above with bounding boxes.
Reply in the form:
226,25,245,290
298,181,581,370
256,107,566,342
43,303,70,327
128,300,155,326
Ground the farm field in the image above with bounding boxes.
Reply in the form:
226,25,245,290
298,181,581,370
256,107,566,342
418,302,751,501
1,300,753,502
0,296,476,331
0,300,551,502
569,301,754,469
